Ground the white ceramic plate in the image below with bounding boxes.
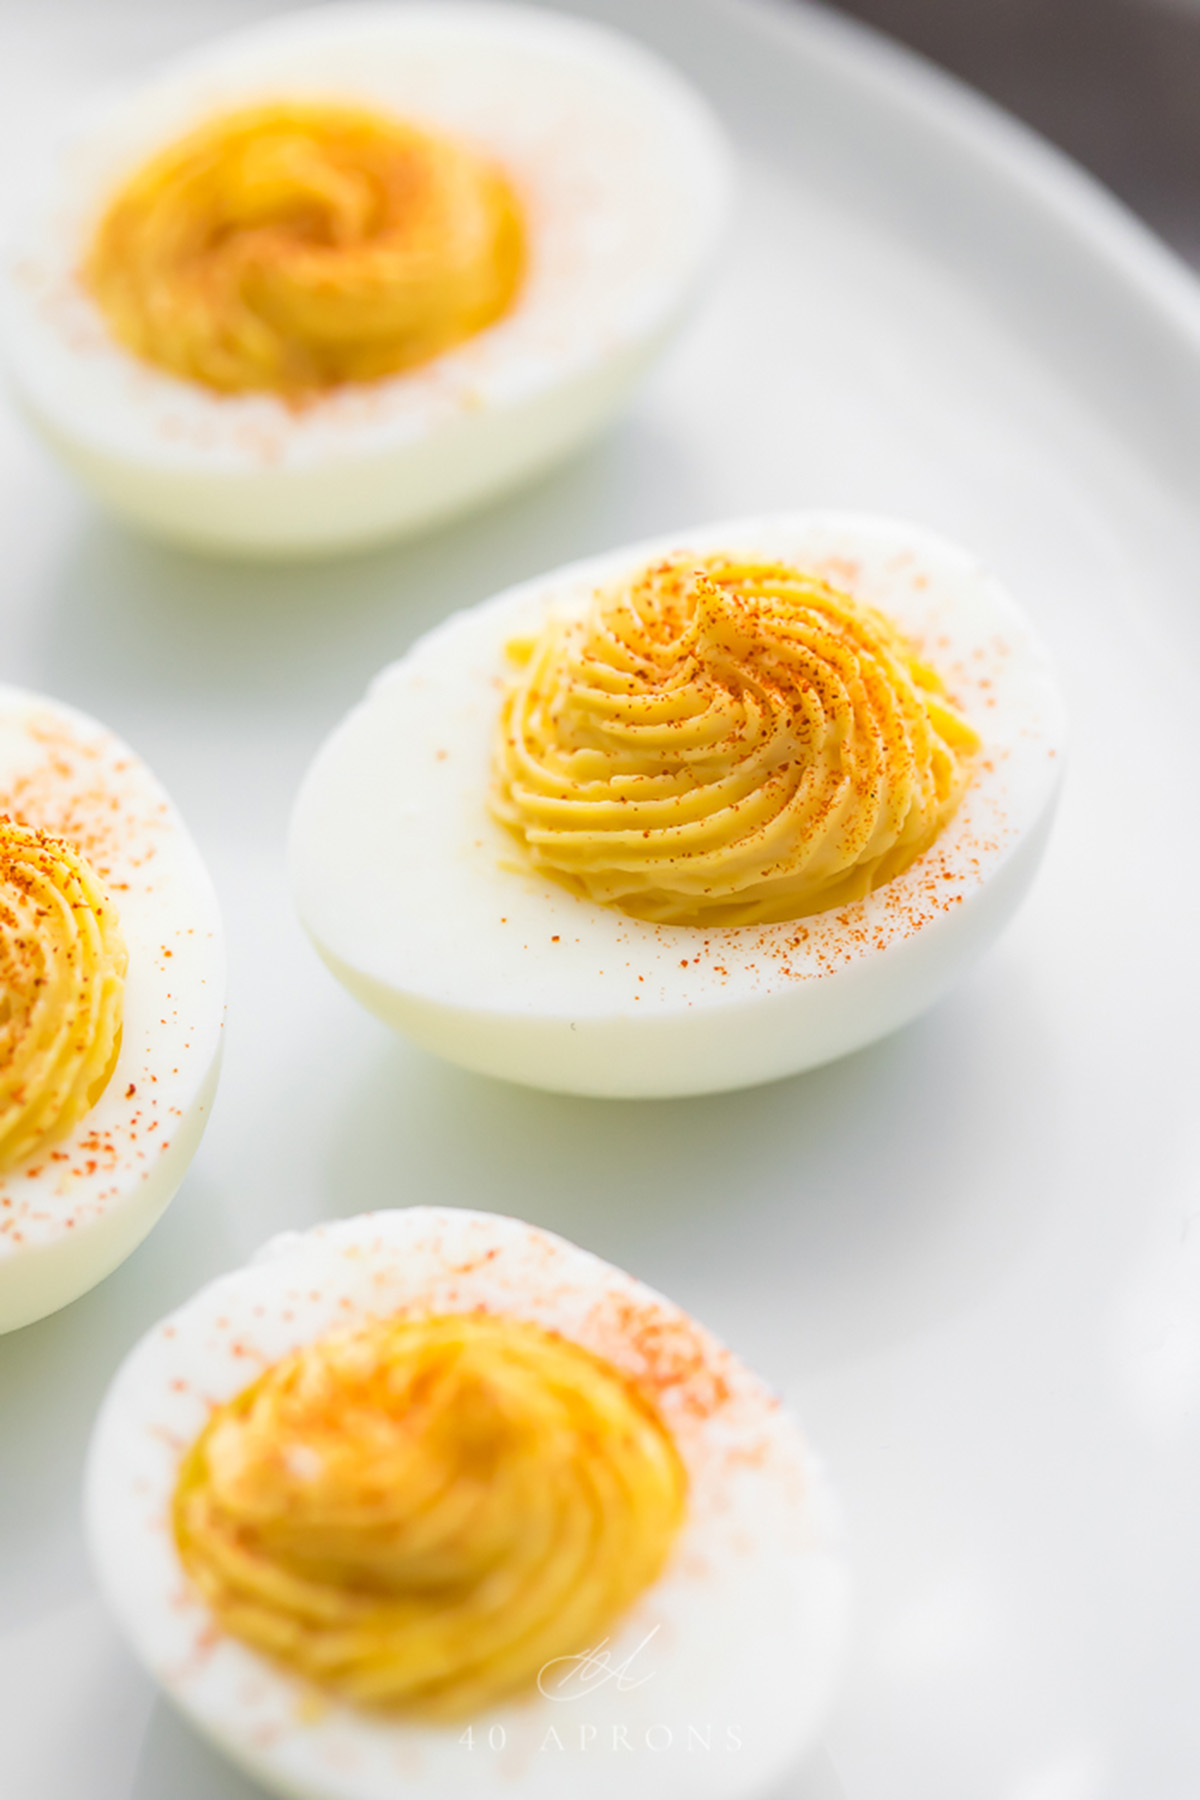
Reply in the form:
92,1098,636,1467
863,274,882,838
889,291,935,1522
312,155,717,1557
1,2,1198,1798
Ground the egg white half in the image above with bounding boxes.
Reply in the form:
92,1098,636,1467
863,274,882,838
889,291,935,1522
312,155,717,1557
289,512,1066,1098
0,687,225,1332
86,1206,848,1800
0,3,731,559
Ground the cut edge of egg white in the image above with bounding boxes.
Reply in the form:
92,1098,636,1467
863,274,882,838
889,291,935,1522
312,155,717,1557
0,687,225,1333
290,512,1067,1099
0,2,732,559
86,1205,850,1800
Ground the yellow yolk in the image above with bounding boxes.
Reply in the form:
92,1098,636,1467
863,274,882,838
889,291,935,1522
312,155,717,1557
0,816,127,1173
492,555,981,925
84,102,526,400
173,1312,687,1719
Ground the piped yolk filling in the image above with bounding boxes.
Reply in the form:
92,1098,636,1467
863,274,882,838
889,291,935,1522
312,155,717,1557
84,102,526,401
173,1312,687,1720
492,555,981,926
0,816,127,1174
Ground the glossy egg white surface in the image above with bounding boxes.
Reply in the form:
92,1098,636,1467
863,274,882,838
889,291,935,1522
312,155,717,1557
86,1206,849,1800
0,687,225,1333
0,3,730,559
290,513,1066,1099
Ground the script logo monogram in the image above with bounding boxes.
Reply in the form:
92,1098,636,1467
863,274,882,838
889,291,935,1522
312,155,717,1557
537,1626,661,1701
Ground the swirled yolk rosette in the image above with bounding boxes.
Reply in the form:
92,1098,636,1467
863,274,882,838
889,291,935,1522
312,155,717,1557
0,816,128,1173
492,556,982,926
173,1311,686,1720
84,102,525,400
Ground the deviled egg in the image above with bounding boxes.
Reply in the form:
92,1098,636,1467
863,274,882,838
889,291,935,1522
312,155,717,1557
0,686,224,1332
0,4,730,558
87,1206,848,1800
290,512,1066,1098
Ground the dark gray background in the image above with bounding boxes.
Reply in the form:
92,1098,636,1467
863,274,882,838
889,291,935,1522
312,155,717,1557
822,0,1200,266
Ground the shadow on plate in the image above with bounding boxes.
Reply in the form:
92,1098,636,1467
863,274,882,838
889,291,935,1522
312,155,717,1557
132,1700,274,1800
29,410,714,734
0,1170,238,1635
320,952,1066,1379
